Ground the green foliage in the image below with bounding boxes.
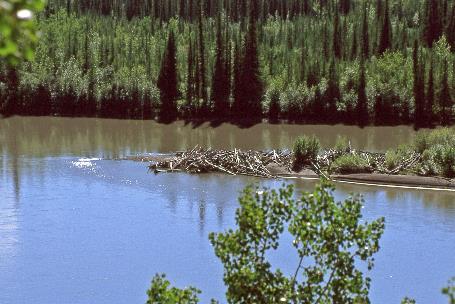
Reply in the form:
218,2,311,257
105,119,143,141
334,135,350,153
331,153,372,174
404,277,455,304
0,0,45,64
401,297,417,304
432,145,455,178
442,277,455,304
292,135,320,170
145,181,452,303
209,182,385,303
146,274,201,304
384,145,414,171
2,1,455,124
413,128,455,153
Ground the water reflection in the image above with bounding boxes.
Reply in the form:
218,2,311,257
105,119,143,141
0,117,421,159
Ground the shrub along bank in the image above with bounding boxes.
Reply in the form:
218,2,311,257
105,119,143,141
292,128,455,179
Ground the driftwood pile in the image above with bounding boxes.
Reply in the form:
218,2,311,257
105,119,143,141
148,146,293,178
146,146,423,179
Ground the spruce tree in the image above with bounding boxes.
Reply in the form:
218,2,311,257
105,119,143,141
333,9,342,59
439,60,453,125
427,60,435,126
303,0,311,15
239,0,263,120
185,40,195,118
378,0,392,55
361,3,369,58
446,2,455,50
232,40,243,119
339,0,351,15
413,40,425,129
157,30,179,122
356,60,369,127
325,60,341,122
351,24,358,60
424,0,443,47
211,14,230,120
197,0,208,117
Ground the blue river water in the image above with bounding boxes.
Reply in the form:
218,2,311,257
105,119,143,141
0,117,454,303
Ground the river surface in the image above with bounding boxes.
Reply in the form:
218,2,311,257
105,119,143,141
0,117,454,304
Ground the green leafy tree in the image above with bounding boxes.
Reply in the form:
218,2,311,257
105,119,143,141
146,274,201,304
0,0,45,64
211,182,385,303
442,277,455,303
146,181,455,304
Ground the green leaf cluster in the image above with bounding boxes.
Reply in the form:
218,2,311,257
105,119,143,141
209,182,385,303
0,0,45,64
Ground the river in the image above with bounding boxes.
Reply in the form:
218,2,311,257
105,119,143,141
0,117,454,303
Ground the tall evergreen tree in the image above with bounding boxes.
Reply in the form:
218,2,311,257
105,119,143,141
325,60,341,122
157,30,179,122
439,60,453,125
378,0,392,54
413,40,425,129
185,40,195,118
351,24,358,60
361,3,369,58
356,60,369,127
427,60,435,126
238,0,263,120
333,9,342,59
339,0,351,15
197,0,208,116
232,40,243,118
424,0,443,47
211,14,230,120
446,1,455,50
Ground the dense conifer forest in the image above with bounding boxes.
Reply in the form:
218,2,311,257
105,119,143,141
1,0,455,127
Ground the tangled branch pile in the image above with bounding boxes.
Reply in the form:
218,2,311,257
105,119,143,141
148,146,293,178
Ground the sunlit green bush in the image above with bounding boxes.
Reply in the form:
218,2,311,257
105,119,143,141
414,128,455,154
432,145,455,178
334,135,350,153
331,153,372,174
384,145,414,171
292,135,320,170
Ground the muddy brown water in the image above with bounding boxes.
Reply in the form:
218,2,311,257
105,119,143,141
1,117,454,303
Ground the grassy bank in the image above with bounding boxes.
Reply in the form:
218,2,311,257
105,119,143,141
293,128,455,179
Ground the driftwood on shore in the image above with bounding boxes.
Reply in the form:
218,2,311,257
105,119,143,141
148,146,293,178
145,146,422,179
135,146,455,189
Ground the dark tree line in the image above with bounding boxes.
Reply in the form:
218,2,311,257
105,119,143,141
1,0,454,127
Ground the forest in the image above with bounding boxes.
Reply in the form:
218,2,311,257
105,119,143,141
1,0,455,127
